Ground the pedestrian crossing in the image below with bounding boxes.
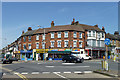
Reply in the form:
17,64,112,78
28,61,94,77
3,71,93,75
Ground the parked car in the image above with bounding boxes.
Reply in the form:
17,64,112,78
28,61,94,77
0,54,18,64
62,55,84,63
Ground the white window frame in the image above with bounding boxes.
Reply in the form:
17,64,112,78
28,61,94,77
50,41,55,48
57,40,61,47
73,40,77,47
28,44,31,50
57,32,61,38
93,31,95,37
102,33,104,38
73,32,77,38
64,40,69,47
79,32,82,38
42,34,45,40
28,36,31,41
51,32,54,38
36,35,39,40
88,31,91,37
79,41,83,48
64,31,68,38
36,42,39,49
42,42,45,49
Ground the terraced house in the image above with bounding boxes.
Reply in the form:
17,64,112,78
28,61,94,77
3,19,106,61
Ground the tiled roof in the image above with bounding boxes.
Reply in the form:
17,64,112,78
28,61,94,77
21,30,37,36
106,33,120,40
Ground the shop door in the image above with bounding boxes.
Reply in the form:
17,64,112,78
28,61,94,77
34,52,36,60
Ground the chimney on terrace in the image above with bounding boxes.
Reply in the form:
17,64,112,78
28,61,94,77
51,21,54,27
71,18,75,25
28,27,32,31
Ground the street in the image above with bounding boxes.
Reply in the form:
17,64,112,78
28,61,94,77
0,60,118,80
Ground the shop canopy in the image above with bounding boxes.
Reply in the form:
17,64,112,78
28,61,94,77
48,51,71,54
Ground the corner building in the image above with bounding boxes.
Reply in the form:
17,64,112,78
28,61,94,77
16,19,106,60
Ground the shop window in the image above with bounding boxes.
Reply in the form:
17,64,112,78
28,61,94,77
22,53,25,58
26,53,32,58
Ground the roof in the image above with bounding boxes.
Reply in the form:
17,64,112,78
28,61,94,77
106,33,120,40
21,30,37,36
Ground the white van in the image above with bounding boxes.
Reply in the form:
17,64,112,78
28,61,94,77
71,51,92,60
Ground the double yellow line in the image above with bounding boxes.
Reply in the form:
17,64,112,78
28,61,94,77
0,66,28,80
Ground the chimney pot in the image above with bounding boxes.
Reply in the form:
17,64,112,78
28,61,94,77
22,31,24,34
28,27,32,31
71,18,75,25
51,21,54,27
102,26,105,31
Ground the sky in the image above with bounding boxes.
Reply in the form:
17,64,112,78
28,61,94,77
2,2,118,49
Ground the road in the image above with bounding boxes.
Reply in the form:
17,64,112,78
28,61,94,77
0,60,118,80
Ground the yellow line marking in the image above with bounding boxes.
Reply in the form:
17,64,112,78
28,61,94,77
0,66,28,80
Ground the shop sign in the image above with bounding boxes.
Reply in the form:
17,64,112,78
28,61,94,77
36,49,49,53
50,49,58,51
65,49,71,51
73,49,80,51
58,49,65,51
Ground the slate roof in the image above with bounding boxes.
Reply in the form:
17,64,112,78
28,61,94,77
106,33,120,40
21,30,37,36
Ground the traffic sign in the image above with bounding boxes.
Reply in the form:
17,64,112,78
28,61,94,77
104,38,110,45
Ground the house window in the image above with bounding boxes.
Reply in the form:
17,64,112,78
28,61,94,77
64,31,68,38
102,33,104,38
51,41,54,48
97,32,100,39
42,42,45,49
79,41,82,48
114,40,116,44
51,32,54,38
28,36,31,42
28,44,31,50
64,41,69,47
88,31,91,37
57,41,61,47
36,43,39,49
73,41,77,47
23,37,26,42
73,32,77,38
36,35,39,40
23,44,26,50
93,31,95,37
42,34,45,40
92,40,96,47
58,32,61,38
87,40,91,46
97,40,100,47
79,32,82,38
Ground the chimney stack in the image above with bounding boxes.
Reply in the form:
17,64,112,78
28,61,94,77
114,31,119,36
94,24,98,27
28,27,32,31
71,18,75,25
102,26,105,31
75,21,79,25
22,30,24,34
51,21,54,27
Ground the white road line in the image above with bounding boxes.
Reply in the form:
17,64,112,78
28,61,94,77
45,66,55,68
21,72,28,74
31,72,39,74
42,72,50,74
3,73,6,75
14,72,19,75
62,63,75,65
84,71,93,73
53,72,61,73
74,71,82,74
63,72,71,73
57,66,90,68
53,72,66,79
37,63,42,64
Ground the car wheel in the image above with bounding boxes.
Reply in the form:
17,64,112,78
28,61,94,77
74,60,77,63
80,58,84,63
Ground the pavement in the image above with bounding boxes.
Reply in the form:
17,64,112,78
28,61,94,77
0,59,119,80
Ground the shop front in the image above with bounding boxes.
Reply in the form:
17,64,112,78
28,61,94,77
85,47,106,59
48,49,71,60
20,50,33,61
13,51,21,60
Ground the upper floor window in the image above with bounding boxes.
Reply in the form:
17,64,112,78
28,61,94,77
51,32,54,38
28,36,31,42
79,32,82,38
36,43,39,49
42,34,45,40
28,44,31,50
73,32,77,38
93,31,95,37
88,31,91,37
51,41,54,48
36,35,39,40
97,32,100,39
87,40,91,46
64,40,69,47
92,40,96,47
23,36,26,42
73,40,77,47
102,33,104,38
58,32,61,38
23,44,26,50
64,31,68,38
57,41,61,47
42,42,45,49
79,41,82,48
97,40,100,47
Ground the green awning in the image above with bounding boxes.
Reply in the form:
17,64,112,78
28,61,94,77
48,51,71,54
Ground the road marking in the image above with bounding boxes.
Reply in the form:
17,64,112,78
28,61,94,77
42,72,50,74
3,73,6,75
21,72,28,74
63,72,71,73
74,71,82,74
14,72,19,75
31,72,39,74
53,72,66,79
37,63,42,64
57,66,90,68
84,71,93,73
53,72,61,73
45,66,55,68
62,63,75,65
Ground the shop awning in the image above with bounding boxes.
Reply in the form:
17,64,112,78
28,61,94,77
48,51,71,54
